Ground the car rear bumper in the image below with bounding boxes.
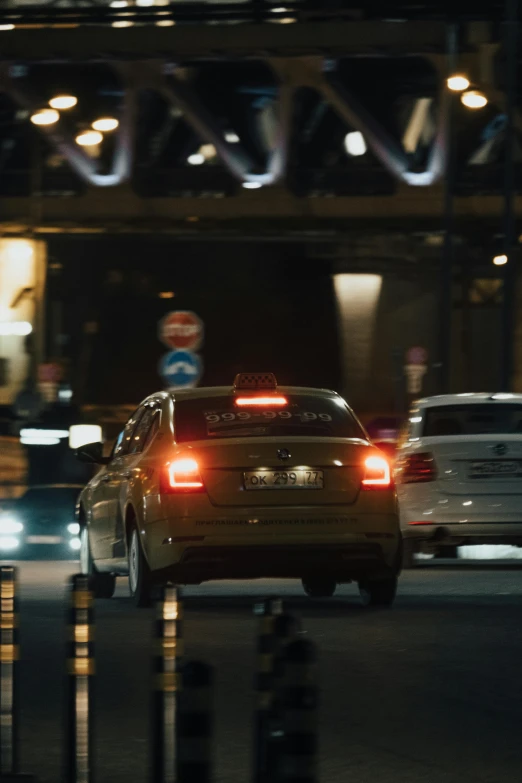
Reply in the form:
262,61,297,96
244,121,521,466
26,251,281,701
403,520,522,547
150,541,399,584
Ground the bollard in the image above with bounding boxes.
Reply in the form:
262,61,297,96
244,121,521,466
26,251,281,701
177,661,214,783
0,565,19,779
252,597,283,783
65,573,95,783
151,583,183,783
280,639,318,783
266,613,301,781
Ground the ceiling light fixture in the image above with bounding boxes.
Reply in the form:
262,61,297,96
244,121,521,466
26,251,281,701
76,130,103,146
92,117,119,132
461,90,488,109
49,94,77,110
447,74,470,92
30,108,59,126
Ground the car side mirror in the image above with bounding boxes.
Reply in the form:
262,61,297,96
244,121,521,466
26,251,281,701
75,441,109,465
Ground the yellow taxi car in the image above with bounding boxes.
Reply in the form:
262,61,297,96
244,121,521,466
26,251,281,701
76,374,401,607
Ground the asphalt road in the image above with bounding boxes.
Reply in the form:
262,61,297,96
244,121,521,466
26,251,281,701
9,561,522,783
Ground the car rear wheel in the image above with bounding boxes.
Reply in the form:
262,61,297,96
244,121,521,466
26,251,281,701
80,527,116,599
358,576,397,608
302,577,336,598
128,528,152,608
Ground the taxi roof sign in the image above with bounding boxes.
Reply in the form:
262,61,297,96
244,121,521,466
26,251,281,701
233,373,277,391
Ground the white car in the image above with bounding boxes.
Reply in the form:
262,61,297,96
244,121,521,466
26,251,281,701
396,393,522,564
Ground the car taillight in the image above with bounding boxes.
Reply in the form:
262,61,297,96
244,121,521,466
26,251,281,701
362,455,392,489
395,451,437,484
161,457,204,493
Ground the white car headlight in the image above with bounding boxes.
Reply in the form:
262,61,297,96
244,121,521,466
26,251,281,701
69,537,81,551
67,523,80,536
0,516,23,535
0,537,19,551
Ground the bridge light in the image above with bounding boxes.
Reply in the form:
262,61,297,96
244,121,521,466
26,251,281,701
76,130,103,146
49,95,77,110
30,109,59,126
461,90,487,109
447,75,470,92
92,117,119,132
344,131,367,157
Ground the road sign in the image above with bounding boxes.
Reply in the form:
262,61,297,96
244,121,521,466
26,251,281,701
159,311,203,351
405,346,428,366
159,350,203,389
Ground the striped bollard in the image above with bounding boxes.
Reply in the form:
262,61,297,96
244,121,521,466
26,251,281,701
252,597,283,783
151,584,183,783
177,661,214,783
66,573,95,783
280,639,318,783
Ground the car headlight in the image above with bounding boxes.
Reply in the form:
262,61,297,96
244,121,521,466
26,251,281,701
0,516,23,535
67,523,80,536
69,537,81,551
0,537,19,551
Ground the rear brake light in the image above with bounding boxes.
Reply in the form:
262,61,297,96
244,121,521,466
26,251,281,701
161,457,204,493
396,451,437,484
362,455,392,489
235,396,288,407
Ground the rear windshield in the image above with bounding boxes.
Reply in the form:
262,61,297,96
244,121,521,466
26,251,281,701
423,404,522,437
174,395,366,442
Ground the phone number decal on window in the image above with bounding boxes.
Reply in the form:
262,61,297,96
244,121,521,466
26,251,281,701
204,411,333,423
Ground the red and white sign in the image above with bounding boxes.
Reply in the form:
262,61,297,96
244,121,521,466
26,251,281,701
159,311,203,351
405,346,428,366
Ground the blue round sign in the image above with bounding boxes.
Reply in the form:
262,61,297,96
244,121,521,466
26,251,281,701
159,350,203,389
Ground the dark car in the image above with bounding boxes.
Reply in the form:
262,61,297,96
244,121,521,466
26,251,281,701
0,485,83,558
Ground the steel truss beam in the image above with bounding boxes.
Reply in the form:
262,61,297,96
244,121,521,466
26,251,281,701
0,52,451,188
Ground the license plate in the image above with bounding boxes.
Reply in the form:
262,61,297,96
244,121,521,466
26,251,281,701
26,535,63,544
244,469,324,490
468,460,521,478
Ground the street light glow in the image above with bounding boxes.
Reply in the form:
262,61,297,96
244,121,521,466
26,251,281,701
461,90,488,109
30,109,59,126
493,254,508,266
447,75,470,92
49,95,77,110
187,153,205,165
92,117,119,132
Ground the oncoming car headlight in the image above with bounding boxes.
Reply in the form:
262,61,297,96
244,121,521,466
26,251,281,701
67,523,80,536
0,516,23,535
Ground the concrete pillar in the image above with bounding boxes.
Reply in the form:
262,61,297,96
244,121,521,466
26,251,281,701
332,273,383,409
